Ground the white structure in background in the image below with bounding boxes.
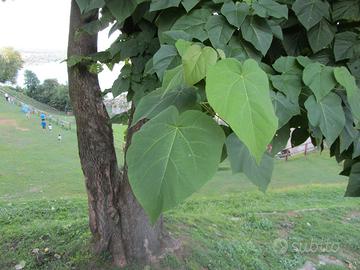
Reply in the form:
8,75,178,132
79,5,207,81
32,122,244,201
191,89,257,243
104,92,131,116
288,128,316,154
277,128,316,159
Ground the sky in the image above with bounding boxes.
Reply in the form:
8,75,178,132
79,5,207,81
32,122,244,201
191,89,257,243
0,0,121,89
0,0,72,51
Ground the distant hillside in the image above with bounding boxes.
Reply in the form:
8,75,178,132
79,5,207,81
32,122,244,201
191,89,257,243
19,50,66,65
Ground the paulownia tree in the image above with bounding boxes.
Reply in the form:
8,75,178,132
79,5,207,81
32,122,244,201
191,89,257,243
67,0,360,266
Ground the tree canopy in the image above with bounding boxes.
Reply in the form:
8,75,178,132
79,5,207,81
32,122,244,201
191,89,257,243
24,71,72,112
0,47,23,84
72,0,360,222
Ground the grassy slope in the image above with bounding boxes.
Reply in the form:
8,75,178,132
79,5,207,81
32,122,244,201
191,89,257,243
0,97,359,270
1,86,67,116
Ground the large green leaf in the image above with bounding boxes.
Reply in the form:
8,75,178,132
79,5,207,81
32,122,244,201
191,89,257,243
181,0,199,12
175,39,192,57
271,91,300,128
226,133,274,192
221,1,249,28
334,32,360,62
206,58,278,162
304,94,345,146
303,63,337,101
296,56,314,68
334,67,360,122
241,16,273,56
127,107,225,222
224,36,262,62
171,8,212,42
272,56,303,74
252,0,288,19
162,65,186,92
270,74,302,103
268,20,283,40
150,0,181,12
307,19,335,53
353,134,360,158
205,15,235,49
347,59,360,85
152,45,180,80
156,8,185,43
332,0,360,22
182,44,218,85
76,0,104,13
132,86,197,125
340,107,358,153
345,162,360,197
112,76,130,97
270,56,302,103
107,0,145,24
161,30,192,45
292,0,330,30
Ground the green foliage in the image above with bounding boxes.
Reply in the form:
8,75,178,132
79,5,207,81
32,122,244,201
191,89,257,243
307,19,335,53
221,1,249,28
0,47,23,84
127,106,225,221
333,32,360,62
75,0,104,14
132,85,197,125
205,15,234,49
345,162,360,196
206,58,277,162
75,0,360,221
303,63,337,101
240,16,273,56
334,67,360,122
24,70,40,97
24,73,72,112
226,133,273,191
305,94,345,146
182,44,217,85
292,0,330,30
171,8,211,42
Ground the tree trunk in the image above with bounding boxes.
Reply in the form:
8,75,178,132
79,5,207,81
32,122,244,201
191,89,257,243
67,1,167,266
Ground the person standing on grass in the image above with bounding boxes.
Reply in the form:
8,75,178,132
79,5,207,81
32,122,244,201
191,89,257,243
57,134,62,142
40,112,46,130
41,120,46,130
4,93,9,102
48,123,53,131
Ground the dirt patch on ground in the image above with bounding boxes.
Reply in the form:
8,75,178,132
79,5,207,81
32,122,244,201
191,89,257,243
0,118,29,131
343,210,360,223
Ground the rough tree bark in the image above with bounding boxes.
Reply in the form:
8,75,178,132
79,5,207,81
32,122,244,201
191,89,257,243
67,1,167,266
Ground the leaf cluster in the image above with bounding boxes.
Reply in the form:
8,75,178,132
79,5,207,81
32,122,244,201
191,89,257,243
75,0,360,221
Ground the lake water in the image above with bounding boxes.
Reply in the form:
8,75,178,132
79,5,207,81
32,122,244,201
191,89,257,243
17,61,122,91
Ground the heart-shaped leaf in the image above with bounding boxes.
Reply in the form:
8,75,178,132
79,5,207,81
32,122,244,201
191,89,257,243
206,58,278,162
303,62,337,101
226,133,274,192
334,66,360,122
304,94,345,146
182,44,218,85
127,107,225,222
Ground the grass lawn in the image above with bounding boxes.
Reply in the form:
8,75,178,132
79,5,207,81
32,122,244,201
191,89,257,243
0,95,359,270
